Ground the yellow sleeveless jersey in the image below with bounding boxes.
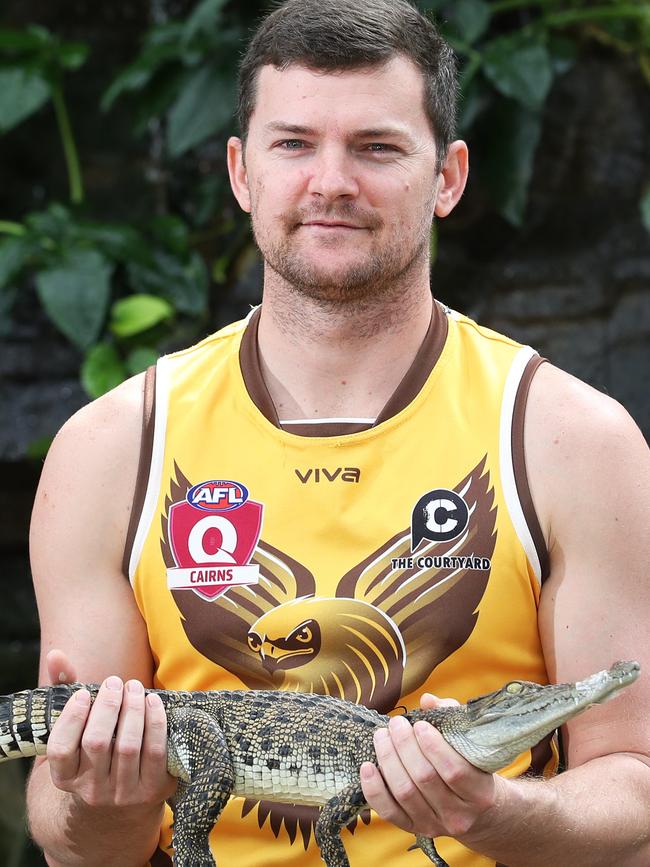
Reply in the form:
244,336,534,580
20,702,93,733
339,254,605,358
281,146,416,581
127,302,553,867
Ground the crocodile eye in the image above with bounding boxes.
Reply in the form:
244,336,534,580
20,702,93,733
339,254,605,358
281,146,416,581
507,682,523,694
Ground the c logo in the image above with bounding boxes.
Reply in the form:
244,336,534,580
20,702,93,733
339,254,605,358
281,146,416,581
411,489,470,548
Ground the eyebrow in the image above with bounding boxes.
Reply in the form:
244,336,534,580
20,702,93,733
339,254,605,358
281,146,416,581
264,121,414,142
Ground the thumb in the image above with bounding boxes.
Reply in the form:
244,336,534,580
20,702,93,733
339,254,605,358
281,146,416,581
45,649,77,686
420,692,460,710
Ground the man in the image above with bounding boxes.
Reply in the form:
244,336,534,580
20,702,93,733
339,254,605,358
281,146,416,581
26,1,650,865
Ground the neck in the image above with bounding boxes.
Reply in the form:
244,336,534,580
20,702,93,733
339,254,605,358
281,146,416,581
257,264,434,421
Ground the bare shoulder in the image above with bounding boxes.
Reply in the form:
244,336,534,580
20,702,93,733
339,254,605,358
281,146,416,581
526,364,650,765
30,373,154,684
31,371,147,561
525,361,645,456
524,362,648,543
52,370,145,458
35,372,145,507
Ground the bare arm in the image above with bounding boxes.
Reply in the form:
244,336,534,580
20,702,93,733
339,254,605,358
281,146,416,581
26,374,175,867
362,363,650,865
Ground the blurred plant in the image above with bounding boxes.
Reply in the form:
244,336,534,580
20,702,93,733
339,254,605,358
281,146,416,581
0,0,649,407
0,25,87,203
419,0,650,224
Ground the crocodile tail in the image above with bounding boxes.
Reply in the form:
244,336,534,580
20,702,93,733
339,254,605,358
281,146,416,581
0,683,96,762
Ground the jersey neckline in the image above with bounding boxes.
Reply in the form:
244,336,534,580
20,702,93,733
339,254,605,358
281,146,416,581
238,301,449,438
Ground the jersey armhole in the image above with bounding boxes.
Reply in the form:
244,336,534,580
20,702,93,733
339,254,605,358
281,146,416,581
512,354,551,583
500,349,551,586
121,364,157,580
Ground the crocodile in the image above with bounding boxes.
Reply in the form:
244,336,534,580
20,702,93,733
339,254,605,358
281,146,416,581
0,660,639,867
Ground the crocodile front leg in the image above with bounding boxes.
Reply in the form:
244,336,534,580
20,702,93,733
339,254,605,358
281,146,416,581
166,707,234,867
413,834,450,867
314,782,366,867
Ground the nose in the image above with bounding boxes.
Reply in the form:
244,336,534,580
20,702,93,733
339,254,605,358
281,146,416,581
307,145,359,201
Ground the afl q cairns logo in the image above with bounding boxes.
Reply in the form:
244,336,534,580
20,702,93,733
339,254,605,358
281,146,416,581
166,479,264,601
411,489,470,549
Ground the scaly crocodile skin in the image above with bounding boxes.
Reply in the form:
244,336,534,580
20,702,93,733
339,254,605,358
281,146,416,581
0,661,639,867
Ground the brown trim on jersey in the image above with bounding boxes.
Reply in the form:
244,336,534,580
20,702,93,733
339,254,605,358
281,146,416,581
375,299,448,425
282,421,372,436
527,731,556,776
239,306,282,427
239,302,448,437
511,355,551,583
121,364,157,580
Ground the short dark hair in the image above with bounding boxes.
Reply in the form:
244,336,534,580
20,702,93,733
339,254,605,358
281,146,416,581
237,0,458,164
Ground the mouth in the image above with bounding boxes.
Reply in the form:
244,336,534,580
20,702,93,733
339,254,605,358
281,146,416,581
301,221,365,230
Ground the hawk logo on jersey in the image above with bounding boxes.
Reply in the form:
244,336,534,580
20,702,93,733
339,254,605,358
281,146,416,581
166,471,263,601
161,457,496,849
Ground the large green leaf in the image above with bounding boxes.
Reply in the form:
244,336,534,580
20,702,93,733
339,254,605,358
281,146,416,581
166,65,235,157
480,100,542,226
0,28,50,51
101,28,186,111
0,67,50,133
71,222,146,262
56,41,90,71
483,35,554,110
101,62,159,111
0,235,35,288
148,215,189,254
126,346,159,376
182,0,229,45
446,0,491,45
35,248,113,349
24,202,73,247
127,250,208,316
110,294,174,337
81,343,127,398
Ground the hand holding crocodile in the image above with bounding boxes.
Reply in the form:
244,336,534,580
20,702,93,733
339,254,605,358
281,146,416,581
0,661,639,867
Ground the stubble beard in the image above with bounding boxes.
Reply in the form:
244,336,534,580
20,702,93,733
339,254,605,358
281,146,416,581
251,203,433,308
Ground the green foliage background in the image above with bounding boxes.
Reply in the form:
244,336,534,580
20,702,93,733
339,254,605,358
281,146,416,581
1,0,649,422
0,2,648,861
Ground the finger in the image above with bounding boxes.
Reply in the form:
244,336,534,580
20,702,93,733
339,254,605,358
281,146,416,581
385,716,445,822
47,688,91,786
79,676,123,780
111,680,146,797
359,759,414,830
140,692,175,796
420,693,460,710
45,649,77,686
371,723,435,829
413,722,491,800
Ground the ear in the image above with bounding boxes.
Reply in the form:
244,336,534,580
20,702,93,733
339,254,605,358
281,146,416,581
434,140,469,218
227,136,251,213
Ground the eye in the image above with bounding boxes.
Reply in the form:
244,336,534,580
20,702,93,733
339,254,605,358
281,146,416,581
295,627,312,644
247,633,262,652
366,143,397,153
279,139,306,150
506,682,523,694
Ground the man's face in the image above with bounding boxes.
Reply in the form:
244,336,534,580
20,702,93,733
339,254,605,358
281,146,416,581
229,56,443,302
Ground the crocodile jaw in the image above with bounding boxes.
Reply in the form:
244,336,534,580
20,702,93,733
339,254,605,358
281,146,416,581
440,661,640,773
